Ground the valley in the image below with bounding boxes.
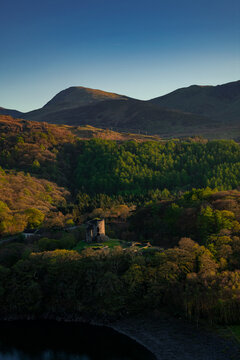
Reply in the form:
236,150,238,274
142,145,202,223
0,82,240,359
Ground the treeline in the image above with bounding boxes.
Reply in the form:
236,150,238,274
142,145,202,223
2,118,240,200
76,139,240,196
73,138,240,218
0,235,240,324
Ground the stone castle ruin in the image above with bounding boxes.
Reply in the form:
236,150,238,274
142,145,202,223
85,218,106,242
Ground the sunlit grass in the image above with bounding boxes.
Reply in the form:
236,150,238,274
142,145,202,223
74,239,123,252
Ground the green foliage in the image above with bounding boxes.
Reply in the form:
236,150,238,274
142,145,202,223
129,189,240,247
2,119,240,324
198,207,235,242
0,235,239,324
24,208,45,229
230,326,240,343
0,243,28,267
75,139,240,198
74,239,122,252
32,159,40,169
0,170,70,235
38,234,76,251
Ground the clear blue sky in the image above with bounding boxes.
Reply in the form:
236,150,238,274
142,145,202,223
1,0,239,111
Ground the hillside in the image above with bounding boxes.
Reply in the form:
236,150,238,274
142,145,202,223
130,188,240,247
0,115,78,186
1,81,240,139
0,107,24,118
0,169,71,236
1,115,240,199
0,115,163,188
24,98,212,138
1,115,240,237
150,80,240,122
1,115,240,326
0,115,161,142
43,86,130,110
24,86,130,122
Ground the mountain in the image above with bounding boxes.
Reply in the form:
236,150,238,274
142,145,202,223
1,81,240,139
24,97,211,137
150,80,240,122
43,86,130,109
19,86,210,137
25,86,130,122
0,107,24,118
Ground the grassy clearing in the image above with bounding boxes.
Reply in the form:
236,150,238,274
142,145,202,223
74,239,124,252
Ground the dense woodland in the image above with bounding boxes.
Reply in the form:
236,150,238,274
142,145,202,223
1,116,240,324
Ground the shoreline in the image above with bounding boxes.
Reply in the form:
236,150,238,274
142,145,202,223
1,312,239,360
98,313,240,360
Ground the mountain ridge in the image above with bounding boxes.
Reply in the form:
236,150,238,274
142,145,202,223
0,107,24,118
150,80,240,121
1,80,239,139
42,86,131,111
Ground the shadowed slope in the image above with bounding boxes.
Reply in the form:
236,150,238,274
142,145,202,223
24,98,211,137
0,107,24,118
1,81,240,139
150,80,240,122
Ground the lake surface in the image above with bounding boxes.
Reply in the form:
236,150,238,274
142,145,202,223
0,321,156,360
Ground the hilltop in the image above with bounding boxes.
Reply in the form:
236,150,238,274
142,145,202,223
150,80,240,122
1,80,240,139
25,86,130,122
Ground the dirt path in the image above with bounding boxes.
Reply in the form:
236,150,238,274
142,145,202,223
110,314,240,360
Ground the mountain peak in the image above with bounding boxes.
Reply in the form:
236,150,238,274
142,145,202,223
150,80,240,119
43,86,129,111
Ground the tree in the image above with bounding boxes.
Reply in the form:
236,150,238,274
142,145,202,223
24,208,45,228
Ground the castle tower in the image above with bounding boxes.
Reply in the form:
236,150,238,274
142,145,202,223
85,218,105,242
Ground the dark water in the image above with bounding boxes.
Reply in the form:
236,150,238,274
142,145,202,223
0,321,156,360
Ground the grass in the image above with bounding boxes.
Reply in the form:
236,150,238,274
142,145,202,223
74,238,123,252
215,325,240,347
229,326,240,343
74,239,156,253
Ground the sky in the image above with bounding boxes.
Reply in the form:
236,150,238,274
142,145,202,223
0,0,240,112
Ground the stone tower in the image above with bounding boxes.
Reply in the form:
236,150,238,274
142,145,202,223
85,218,105,243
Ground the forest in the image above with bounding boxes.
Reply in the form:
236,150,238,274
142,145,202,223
1,192,240,325
1,116,240,324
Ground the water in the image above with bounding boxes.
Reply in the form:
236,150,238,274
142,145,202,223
0,321,156,360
